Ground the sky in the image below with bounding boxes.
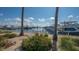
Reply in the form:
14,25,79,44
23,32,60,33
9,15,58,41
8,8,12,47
0,7,79,27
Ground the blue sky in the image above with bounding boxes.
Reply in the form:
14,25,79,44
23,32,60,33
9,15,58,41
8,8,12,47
0,7,79,27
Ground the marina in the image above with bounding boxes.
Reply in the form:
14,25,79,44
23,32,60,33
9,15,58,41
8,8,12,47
1,20,79,36
0,7,79,51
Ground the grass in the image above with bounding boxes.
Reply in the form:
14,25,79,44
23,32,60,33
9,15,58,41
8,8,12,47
0,33,17,50
0,29,11,34
0,31,79,51
22,33,52,51
0,36,7,50
60,36,79,51
72,38,79,46
3,33,17,39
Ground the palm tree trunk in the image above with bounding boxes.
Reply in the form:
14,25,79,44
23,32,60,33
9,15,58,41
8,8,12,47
20,7,24,36
52,7,59,51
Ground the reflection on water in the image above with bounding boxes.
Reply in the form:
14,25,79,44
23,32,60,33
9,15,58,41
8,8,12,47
9,28,47,33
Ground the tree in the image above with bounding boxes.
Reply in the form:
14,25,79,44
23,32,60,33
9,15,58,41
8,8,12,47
52,7,59,51
20,7,24,36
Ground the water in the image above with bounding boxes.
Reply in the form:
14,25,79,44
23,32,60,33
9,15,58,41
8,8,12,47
7,27,79,35
9,28,47,33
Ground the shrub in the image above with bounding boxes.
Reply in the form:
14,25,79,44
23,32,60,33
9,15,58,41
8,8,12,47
0,33,17,50
0,37,5,47
3,33,17,38
22,33,52,51
72,38,79,46
44,33,49,37
0,30,11,34
60,37,78,51
0,36,6,50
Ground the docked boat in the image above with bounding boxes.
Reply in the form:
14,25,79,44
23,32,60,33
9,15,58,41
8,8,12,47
58,21,79,35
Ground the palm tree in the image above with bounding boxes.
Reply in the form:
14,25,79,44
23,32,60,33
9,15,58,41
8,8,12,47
20,7,24,36
52,7,59,51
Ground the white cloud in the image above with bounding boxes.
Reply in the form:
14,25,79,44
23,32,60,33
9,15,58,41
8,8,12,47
38,18,45,22
2,17,53,27
68,15,73,18
3,17,21,26
50,17,55,20
28,17,34,20
15,17,21,21
4,17,21,22
24,19,32,23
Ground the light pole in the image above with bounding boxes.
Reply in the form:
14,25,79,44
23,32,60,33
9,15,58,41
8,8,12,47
20,7,24,36
52,7,59,51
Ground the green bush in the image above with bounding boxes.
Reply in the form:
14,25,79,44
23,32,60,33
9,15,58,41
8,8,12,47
0,37,5,47
44,33,49,37
72,38,79,46
0,33,17,50
60,37,78,51
22,33,52,51
0,30,11,34
0,36,6,50
3,33,17,38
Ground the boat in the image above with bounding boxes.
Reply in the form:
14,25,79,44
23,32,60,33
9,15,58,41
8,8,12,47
58,21,79,35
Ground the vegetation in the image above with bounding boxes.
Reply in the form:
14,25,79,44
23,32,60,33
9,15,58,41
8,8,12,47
60,36,79,51
0,29,11,34
72,38,79,46
22,33,52,51
3,33,17,38
0,36,7,50
0,33,17,50
0,29,17,39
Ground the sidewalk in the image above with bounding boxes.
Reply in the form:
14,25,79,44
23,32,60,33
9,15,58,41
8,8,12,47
3,36,27,51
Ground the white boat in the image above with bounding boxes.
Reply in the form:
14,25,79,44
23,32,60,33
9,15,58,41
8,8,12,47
58,21,79,35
